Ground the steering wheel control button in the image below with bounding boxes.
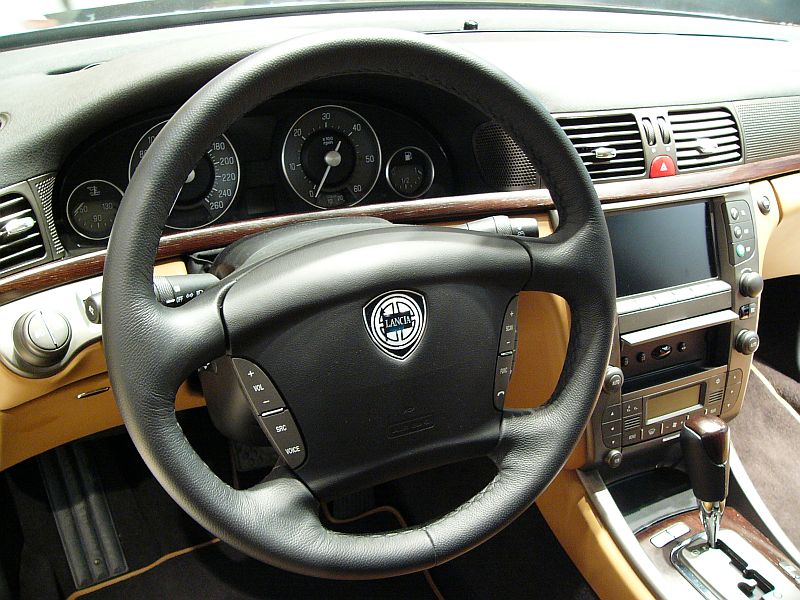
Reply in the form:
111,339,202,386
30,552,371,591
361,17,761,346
498,296,519,355
260,410,306,469
493,353,515,409
232,358,286,411
649,155,676,178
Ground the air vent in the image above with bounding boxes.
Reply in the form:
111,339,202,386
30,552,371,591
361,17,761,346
668,107,742,170
0,194,47,275
556,113,646,181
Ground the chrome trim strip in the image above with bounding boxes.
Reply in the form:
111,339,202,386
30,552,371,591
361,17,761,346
621,309,738,347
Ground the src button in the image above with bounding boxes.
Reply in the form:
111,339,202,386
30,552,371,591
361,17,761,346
260,409,307,469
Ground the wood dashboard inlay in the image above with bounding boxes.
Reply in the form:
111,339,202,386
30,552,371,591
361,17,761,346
2,152,799,304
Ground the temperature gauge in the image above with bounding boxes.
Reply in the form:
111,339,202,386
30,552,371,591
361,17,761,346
66,179,123,241
386,147,434,199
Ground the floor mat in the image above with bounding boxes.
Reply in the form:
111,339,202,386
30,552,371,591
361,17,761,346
730,366,800,546
754,359,800,414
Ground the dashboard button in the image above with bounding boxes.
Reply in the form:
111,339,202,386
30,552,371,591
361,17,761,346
622,429,642,446
649,155,676,178
602,404,621,423
622,398,643,417
26,312,56,350
643,423,663,441
661,416,686,435
232,358,286,412
260,409,306,468
729,240,755,265
729,222,754,242
705,402,722,417
604,434,621,449
601,421,622,438
728,369,744,386
724,200,752,225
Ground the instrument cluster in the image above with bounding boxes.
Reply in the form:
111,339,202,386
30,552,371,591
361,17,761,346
55,98,454,250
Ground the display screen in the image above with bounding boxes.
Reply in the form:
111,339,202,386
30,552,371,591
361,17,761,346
647,385,702,421
606,201,718,297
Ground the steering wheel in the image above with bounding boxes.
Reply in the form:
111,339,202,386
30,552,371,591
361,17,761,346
103,29,616,579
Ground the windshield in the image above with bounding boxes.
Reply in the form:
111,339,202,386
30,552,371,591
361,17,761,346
3,1,799,43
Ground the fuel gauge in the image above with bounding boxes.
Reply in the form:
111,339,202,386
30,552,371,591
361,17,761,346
386,147,434,199
66,179,123,241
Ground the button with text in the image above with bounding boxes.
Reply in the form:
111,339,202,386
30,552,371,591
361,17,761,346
649,155,676,178
261,409,306,469
232,358,286,411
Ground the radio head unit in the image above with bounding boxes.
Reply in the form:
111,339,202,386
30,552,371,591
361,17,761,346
587,185,762,470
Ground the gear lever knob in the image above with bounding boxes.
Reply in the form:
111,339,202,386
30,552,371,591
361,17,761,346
681,414,730,548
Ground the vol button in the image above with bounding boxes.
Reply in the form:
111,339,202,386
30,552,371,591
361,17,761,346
232,358,286,412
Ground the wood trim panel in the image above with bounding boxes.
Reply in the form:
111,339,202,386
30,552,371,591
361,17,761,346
2,153,799,304
636,507,800,594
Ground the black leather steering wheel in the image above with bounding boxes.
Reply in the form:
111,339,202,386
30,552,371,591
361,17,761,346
103,29,616,579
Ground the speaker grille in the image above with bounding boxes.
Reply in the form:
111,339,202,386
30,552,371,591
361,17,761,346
472,122,539,191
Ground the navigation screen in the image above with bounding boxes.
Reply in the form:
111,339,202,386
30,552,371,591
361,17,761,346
606,201,718,297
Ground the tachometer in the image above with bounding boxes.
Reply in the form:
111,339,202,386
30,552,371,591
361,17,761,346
129,121,240,230
282,106,381,209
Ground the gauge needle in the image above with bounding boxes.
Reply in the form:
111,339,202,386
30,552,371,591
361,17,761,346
315,141,342,198
72,202,86,216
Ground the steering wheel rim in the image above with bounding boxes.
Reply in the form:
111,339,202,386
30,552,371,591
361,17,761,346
103,28,616,579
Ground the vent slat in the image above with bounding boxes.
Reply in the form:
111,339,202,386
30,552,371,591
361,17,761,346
675,134,740,149
668,110,733,123
557,113,646,181
667,108,742,171
674,152,743,169
672,120,737,134
0,194,47,274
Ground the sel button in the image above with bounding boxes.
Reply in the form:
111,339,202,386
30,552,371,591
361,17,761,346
261,410,306,469
498,296,519,355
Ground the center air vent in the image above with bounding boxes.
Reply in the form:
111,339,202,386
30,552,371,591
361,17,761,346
0,194,47,275
556,113,646,181
668,107,742,170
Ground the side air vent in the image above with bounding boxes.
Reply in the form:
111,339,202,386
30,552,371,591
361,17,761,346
472,122,539,191
668,107,742,170
556,113,646,181
0,194,47,275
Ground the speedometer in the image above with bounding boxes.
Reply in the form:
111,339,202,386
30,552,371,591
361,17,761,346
129,121,240,230
281,106,381,209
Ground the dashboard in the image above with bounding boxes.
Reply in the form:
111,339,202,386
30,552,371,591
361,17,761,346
2,8,800,599
56,92,458,251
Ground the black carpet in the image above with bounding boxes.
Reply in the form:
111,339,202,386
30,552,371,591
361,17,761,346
3,409,596,600
730,365,800,546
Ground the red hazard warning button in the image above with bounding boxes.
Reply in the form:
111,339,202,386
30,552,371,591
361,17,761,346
649,155,676,178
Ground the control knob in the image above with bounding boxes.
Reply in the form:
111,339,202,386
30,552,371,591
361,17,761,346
734,330,760,356
603,366,625,393
13,310,71,369
738,271,763,298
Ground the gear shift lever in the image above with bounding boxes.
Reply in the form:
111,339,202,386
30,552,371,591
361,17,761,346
680,414,730,548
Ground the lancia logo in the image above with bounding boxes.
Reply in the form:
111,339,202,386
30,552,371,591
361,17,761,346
363,290,427,360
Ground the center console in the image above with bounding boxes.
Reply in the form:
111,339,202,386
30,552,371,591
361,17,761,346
587,185,764,469
579,184,800,599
